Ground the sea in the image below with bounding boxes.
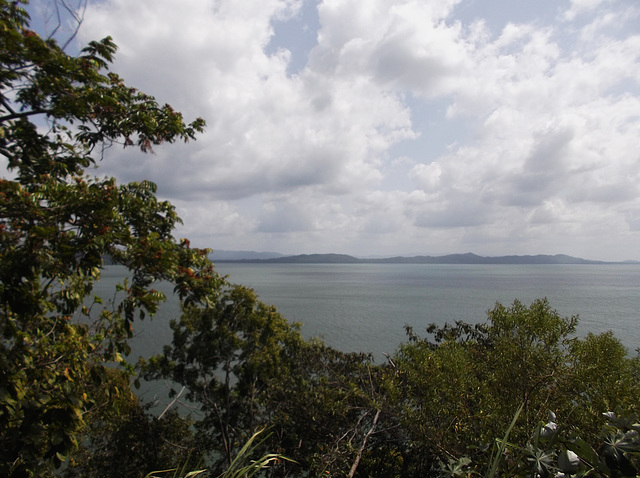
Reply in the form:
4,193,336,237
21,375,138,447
96,263,640,367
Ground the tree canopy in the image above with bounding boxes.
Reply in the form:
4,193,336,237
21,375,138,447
0,1,218,475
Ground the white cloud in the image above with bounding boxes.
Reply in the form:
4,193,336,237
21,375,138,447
562,0,609,21
44,0,635,260
81,0,415,202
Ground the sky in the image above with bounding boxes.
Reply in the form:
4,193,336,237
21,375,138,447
26,0,640,261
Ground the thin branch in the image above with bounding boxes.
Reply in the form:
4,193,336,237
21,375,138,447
157,385,185,420
0,108,51,123
212,401,233,467
61,0,88,51
336,410,369,447
48,0,88,51
160,436,193,453
0,96,17,116
348,409,381,478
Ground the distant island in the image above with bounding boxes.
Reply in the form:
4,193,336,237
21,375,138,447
212,252,637,265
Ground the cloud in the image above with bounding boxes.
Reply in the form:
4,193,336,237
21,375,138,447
413,200,489,228
49,0,637,260
562,0,610,21
81,0,415,202
257,199,315,233
308,0,467,96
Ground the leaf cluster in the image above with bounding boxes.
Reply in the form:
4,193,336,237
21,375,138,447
382,299,640,476
0,2,217,476
448,410,640,477
143,284,380,476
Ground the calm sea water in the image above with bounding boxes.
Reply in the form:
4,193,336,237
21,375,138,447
96,264,640,365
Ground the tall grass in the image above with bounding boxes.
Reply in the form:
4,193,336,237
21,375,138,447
145,429,293,478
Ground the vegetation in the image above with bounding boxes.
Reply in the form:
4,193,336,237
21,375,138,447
2,1,640,477
380,299,640,476
142,285,380,476
0,1,216,476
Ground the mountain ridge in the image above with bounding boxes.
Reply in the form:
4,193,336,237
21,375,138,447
213,252,632,265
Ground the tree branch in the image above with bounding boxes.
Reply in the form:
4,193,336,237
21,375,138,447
0,108,51,123
157,385,185,420
348,408,381,478
0,96,17,116
48,0,88,51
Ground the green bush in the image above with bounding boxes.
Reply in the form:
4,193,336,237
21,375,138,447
379,299,640,476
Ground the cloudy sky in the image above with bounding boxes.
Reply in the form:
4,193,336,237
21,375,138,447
31,0,640,260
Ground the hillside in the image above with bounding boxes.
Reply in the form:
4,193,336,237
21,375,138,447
216,252,612,264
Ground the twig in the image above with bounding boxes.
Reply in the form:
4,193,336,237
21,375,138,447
157,385,185,420
348,409,381,478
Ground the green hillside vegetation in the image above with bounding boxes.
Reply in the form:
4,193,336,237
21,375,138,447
2,2,639,477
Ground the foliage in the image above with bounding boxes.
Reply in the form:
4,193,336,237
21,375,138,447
144,286,302,471
146,469,206,478
62,392,200,478
262,339,383,476
141,429,291,478
144,285,382,477
382,298,640,476
451,410,640,477
144,293,640,477
0,1,219,475
217,428,293,478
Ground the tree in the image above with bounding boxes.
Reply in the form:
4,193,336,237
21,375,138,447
383,298,640,476
144,286,304,472
0,1,220,475
144,284,386,477
63,396,200,478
